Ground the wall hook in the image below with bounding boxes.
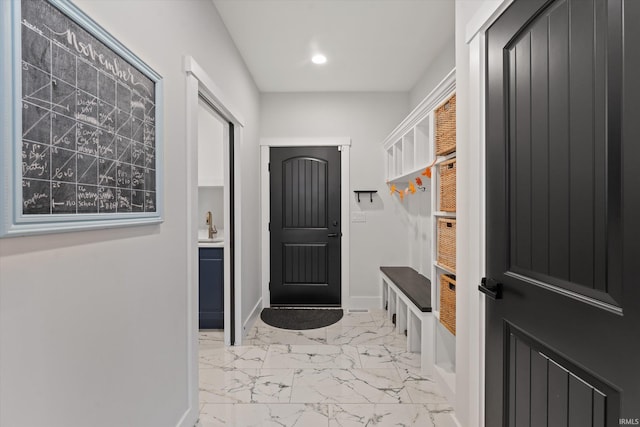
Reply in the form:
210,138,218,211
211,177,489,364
354,190,377,203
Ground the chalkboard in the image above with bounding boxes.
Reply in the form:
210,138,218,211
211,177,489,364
20,0,158,216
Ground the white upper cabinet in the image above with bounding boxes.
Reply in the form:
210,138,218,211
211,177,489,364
197,97,225,187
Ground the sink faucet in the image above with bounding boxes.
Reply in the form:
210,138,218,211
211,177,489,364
206,211,217,239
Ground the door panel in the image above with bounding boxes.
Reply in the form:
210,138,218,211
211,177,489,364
505,0,617,306
270,147,341,306
529,351,548,427
506,326,617,427
485,0,639,425
284,243,328,284
283,157,327,228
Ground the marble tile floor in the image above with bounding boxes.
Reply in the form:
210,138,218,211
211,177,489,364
198,309,456,426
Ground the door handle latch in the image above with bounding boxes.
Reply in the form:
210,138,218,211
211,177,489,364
479,278,503,300
327,233,341,238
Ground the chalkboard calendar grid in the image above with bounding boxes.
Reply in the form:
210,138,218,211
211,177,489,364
0,0,163,237
20,0,157,216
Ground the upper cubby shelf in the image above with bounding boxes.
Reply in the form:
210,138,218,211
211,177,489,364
388,152,457,186
382,69,456,183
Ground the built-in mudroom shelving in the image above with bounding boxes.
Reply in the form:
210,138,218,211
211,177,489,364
382,68,457,404
384,106,433,184
432,91,457,402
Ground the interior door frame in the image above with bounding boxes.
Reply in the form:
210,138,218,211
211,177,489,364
183,56,244,426
260,138,351,310
460,2,515,427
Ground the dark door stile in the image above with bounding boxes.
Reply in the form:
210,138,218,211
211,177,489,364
484,0,640,426
269,146,341,306
228,121,235,344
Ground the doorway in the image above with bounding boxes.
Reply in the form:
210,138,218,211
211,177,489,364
269,146,341,306
184,56,245,425
196,96,234,339
484,0,639,424
260,138,351,311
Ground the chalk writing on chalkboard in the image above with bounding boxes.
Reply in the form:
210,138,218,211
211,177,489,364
20,0,157,215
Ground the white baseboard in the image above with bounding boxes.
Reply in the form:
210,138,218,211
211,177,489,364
348,296,382,310
241,298,262,342
451,413,464,427
176,405,198,427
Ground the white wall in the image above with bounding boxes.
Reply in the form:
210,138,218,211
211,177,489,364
409,36,456,111
0,1,260,426
198,187,224,230
260,92,411,306
197,97,225,187
404,28,455,286
406,189,431,278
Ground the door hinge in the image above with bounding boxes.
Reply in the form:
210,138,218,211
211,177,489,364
268,222,270,231
268,281,271,290
268,162,270,171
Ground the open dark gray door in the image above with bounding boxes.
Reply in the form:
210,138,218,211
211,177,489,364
484,0,640,425
270,146,341,306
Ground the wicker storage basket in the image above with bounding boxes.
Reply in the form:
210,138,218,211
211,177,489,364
437,218,456,272
439,274,456,335
435,94,456,156
439,158,456,212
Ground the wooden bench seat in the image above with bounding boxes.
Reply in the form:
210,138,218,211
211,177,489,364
380,266,434,375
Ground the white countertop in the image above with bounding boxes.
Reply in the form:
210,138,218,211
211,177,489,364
198,229,224,248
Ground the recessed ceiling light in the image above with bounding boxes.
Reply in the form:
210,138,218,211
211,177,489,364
312,54,327,65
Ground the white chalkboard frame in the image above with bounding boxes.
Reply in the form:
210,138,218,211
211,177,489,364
0,0,164,237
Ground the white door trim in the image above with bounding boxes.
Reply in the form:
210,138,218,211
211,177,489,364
465,0,515,43
461,1,513,426
182,56,244,426
460,32,487,427
185,57,245,127
260,138,351,310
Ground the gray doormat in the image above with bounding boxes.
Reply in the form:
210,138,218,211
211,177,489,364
260,308,343,330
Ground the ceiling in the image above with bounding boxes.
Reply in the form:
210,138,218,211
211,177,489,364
212,0,455,92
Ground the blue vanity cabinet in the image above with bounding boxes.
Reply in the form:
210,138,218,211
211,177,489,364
199,248,224,329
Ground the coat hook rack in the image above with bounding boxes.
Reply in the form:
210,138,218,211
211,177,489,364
354,190,377,203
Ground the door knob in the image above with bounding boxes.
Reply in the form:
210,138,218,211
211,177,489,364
479,278,503,300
